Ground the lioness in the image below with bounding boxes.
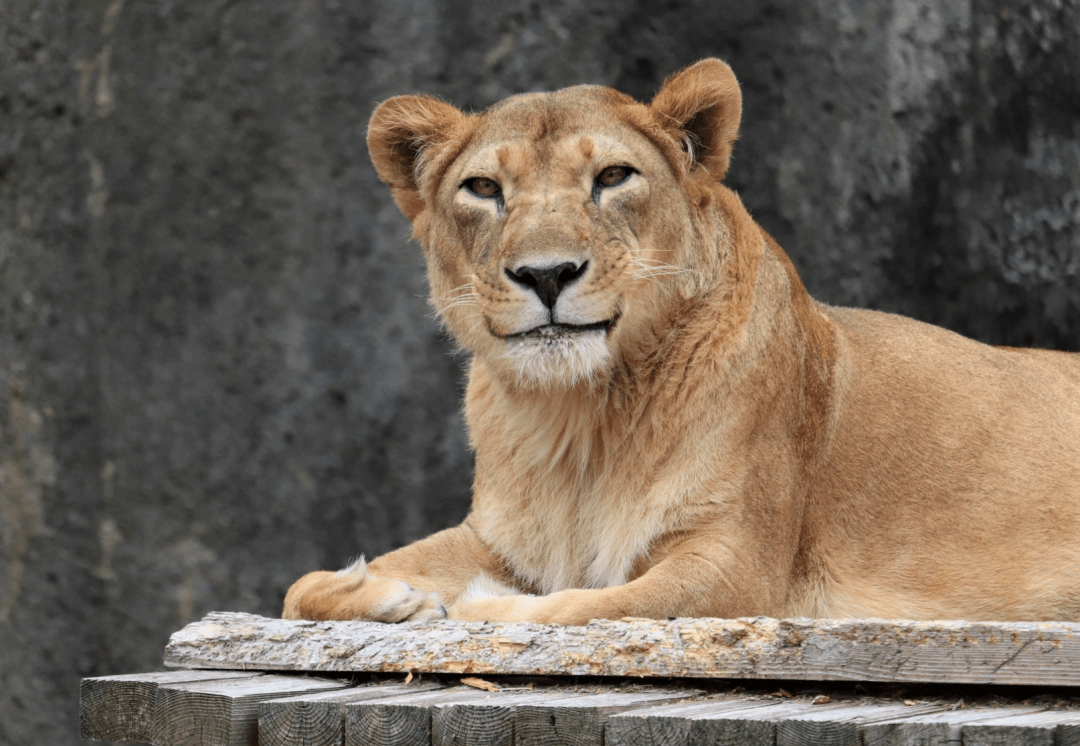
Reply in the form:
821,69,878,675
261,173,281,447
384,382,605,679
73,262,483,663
284,59,1080,625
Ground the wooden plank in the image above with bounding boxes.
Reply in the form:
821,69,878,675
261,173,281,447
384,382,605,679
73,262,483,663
151,674,348,746
962,709,1080,746
258,682,441,746
344,684,595,746
683,700,832,746
510,689,698,746
1059,721,1080,746
429,688,578,746
859,705,1051,746
344,686,510,746
606,698,784,746
611,699,947,746
773,702,948,746
80,666,1080,746
164,611,1080,687
79,670,261,743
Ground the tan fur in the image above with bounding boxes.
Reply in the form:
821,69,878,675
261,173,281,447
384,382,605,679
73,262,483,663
282,59,1080,625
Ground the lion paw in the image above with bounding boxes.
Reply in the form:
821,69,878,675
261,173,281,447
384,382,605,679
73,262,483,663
282,558,446,623
447,574,540,622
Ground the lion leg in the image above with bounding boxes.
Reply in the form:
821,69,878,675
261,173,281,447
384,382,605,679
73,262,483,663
448,546,785,625
282,523,510,622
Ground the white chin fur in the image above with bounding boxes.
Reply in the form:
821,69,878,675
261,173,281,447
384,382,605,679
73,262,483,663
504,330,611,387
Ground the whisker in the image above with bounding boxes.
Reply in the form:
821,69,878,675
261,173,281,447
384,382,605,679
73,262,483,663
446,310,485,326
633,273,683,280
437,289,477,302
434,284,480,310
441,299,479,311
633,267,683,274
629,258,693,280
629,258,686,270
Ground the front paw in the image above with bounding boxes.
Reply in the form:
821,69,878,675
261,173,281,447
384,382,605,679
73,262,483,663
447,574,543,623
283,558,446,622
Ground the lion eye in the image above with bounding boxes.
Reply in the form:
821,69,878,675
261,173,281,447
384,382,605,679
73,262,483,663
596,166,631,188
464,177,502,198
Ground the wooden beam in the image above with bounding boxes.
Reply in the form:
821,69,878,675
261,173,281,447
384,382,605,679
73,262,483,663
341,684,698,746
772,701,950,746
658,700,824,746
344,686,517,746
258,682,439,746
165,611,1080,687
509,689,699,746
79,670,261,743
151,674,347,746
1058,721,1080,746
427,687,594,746
860,705,1049,746
605,698,1080,746
642,699,924,746
341,685,605,746
79,670,1080,746
605,699,785,746
962,710,1080,746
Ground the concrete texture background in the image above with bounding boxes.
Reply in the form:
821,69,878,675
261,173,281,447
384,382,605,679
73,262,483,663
1,0,1077,743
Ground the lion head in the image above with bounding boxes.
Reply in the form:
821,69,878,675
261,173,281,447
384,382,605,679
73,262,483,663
367,60,744,389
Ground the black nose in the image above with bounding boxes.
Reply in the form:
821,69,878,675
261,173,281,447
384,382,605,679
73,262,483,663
505,261,587,309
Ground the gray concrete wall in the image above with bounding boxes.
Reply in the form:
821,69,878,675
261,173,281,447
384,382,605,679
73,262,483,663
1,1,1077,743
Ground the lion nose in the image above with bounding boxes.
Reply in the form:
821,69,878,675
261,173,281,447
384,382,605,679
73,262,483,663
505,261,587,309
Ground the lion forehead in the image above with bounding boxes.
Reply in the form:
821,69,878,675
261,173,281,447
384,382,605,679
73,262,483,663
459,88,662,166
485,85,639,119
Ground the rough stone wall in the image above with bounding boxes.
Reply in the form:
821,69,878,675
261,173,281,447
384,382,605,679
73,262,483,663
1,0,1077,743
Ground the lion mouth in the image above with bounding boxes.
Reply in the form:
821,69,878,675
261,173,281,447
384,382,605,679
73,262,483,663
506,316,618,340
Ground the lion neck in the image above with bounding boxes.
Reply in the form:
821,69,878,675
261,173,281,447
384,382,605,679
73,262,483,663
463,204,768,484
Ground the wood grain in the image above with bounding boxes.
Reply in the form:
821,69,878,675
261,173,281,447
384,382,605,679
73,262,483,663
859,705,1049,746
511,689,697,746
165,611,1080,687
151,674,346,746
1058,722,1080,746
962,709,1080,746
344,686,503,746
606,699,782,746
78,669,1080,746
687,700,827,746
258,682,437,746
79,670,260,743
773,702,947,746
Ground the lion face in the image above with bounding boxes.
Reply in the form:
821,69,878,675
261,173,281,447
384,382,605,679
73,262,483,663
435,89,688,387
368,62,743,388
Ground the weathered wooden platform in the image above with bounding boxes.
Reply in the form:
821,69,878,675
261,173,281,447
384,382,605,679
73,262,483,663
80,612,1080,746
165,611,1080,687
81,669,1080,746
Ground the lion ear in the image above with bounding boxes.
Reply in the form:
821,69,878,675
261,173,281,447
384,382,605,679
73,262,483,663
649,58,742,180
367,95,466,221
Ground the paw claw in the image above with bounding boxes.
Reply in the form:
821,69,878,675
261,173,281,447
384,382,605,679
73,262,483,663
408,601,448,623
373,582,446,622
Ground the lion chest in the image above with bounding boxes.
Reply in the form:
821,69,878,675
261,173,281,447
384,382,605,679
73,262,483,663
472,462,693,595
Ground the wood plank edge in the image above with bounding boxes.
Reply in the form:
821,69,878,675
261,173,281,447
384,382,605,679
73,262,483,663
163,612,1080,687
